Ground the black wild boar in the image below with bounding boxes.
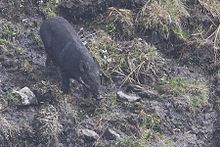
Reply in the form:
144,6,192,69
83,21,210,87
40,17,100,99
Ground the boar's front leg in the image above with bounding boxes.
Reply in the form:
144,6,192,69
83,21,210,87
45,55,53,67
45,55,55,76
61,72,70,93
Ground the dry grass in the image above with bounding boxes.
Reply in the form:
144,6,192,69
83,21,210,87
199,0,220,63
94,7,134,39
199,0,220,20
0,116,19,142
87,33,163,87
37,105,62,146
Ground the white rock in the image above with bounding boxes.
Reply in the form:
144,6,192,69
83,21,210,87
117,91,140,102
81,129,99,140
13,87,37,106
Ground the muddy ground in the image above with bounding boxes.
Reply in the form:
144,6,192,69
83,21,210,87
0,0,220,147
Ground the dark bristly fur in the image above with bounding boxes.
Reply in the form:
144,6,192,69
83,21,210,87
40,17,100,98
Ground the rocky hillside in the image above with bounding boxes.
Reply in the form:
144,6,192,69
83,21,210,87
0,0,220,146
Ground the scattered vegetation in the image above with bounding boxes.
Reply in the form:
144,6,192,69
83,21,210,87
0,0,219,146
0,116,19,144
105,91,118,109
114,113,174,147
2,21,20,41
38,0,60,17
36,105,62,146
199,0,220,20
15,47,23,55
87,33,162,87
0,20,21,55
96,7,134,39
20,59,33,73
164,76,208,107
5,90,19,105
0,38,10,46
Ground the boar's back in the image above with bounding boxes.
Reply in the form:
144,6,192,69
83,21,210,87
40,17,91,65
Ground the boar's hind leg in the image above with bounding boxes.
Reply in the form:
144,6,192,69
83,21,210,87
61,72,70,93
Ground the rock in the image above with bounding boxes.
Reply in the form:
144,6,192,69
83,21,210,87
117,91,140,102
12,87,38,106
104,128,120,140
81,129,99,142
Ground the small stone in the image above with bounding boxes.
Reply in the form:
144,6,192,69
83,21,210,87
81,129,99,142
104,128,120,140
13,87,38,106
117,91,140,102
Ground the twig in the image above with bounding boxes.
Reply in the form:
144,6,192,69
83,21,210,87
214,24,220,47
120,61,145,88
213,24,220,63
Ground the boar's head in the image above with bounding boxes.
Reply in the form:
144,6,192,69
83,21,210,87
79,57,101,99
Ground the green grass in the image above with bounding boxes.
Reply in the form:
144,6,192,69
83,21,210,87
2,21,19,40
113,112,174,147
15,47,23,54
165,76,208,107
107,92,118,108
140,114,160,129
6,90,16,101
114,129,174,147
0,38,10,45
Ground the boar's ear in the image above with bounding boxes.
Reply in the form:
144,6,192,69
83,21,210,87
79,61,87,73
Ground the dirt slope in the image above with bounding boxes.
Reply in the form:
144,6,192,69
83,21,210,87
0,0,220,147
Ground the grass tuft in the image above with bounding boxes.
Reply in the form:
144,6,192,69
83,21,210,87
135,0,189,39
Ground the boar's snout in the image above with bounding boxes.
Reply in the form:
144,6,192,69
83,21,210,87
80,59,101,99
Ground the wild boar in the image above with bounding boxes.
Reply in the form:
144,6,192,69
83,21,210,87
40,16,100,99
